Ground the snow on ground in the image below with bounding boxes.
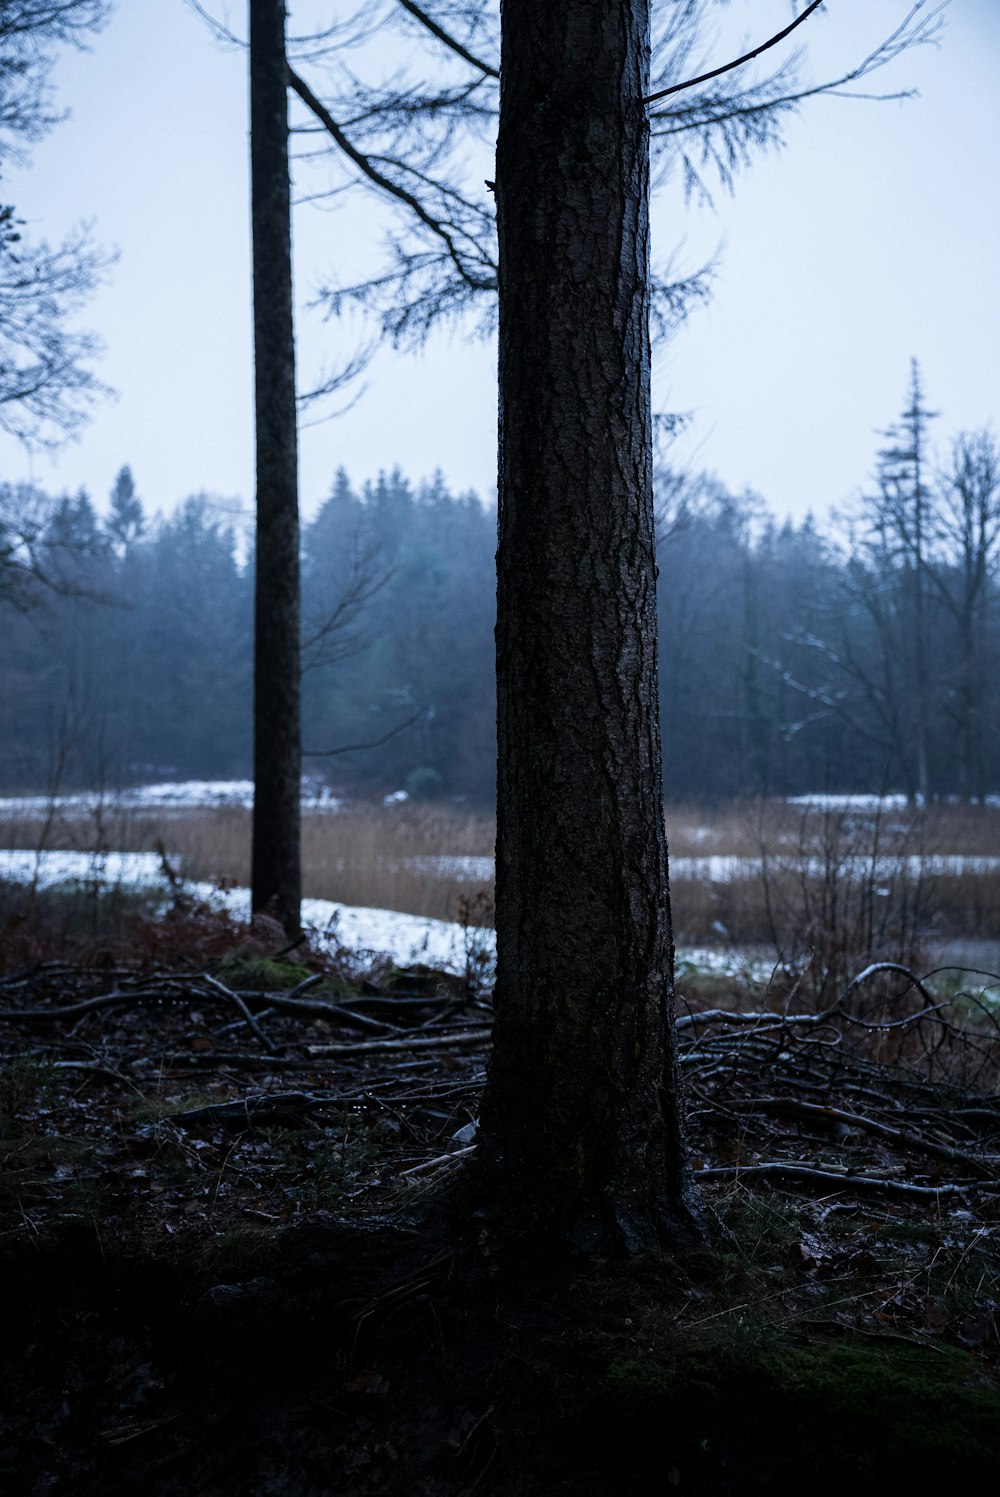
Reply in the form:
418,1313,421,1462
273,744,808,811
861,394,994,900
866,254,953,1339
675,947,777,983
788,793,1000,812
405,851,1000,884
0,779,342,816
0,849,477,973
786,793,912,811
0,849,782,981
0,849,166,886
2,782,996,820
191,882,478,973
404,855,495,882
670,853,1000,882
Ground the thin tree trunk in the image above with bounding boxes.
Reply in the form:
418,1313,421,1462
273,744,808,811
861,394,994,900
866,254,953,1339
475,0,702,1256
249,0,301,936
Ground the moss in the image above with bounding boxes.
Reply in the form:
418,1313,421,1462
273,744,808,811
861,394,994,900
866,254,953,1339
212,955,316,991
603,1358,675,1402
599,1330,1000,1489
770,1337,1000,1466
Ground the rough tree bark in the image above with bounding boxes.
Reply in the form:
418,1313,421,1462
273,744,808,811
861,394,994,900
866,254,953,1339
474,0,702,1256
249,0,301,936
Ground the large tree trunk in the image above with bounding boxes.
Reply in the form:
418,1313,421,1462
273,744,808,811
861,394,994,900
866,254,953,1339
475,0,702,1256
249,0,301,936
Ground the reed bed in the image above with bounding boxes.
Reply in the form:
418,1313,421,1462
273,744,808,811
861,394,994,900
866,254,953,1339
0,799,495,923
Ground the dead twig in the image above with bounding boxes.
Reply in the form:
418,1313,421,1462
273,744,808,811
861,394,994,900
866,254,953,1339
196,972,278,1054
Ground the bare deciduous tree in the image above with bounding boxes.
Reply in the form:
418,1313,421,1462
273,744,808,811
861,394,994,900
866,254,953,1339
0,0,112,448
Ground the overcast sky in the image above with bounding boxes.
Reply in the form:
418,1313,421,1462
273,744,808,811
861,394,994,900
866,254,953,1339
0,0,996,526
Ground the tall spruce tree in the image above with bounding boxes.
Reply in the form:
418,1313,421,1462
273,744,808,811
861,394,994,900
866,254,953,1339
936,430,1000,802
862,360,939,803
472,0,702,1257
249,0,301,935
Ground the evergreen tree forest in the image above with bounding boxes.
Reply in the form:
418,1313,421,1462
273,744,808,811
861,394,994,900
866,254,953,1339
2,381,998,804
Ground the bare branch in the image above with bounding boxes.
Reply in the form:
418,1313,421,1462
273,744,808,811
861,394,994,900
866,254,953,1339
288,65,495,294
183,0,244,49
396,0,498,79
301,534,393,674
644,0,826,107
649,4,946,199
303,708,425,758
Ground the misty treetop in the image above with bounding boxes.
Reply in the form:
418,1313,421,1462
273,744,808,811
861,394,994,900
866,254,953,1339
1,386,998,802
0,466,495,799
300,466,497,803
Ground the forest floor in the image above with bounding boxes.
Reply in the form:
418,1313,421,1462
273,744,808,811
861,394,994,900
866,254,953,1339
3,892,1000,1494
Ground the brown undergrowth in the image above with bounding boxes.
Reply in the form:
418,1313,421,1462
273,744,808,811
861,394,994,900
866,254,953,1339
3,900,1000,1493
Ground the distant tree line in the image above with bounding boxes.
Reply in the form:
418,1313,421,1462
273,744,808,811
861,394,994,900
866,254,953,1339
657,367,1000,805
2,383,997,803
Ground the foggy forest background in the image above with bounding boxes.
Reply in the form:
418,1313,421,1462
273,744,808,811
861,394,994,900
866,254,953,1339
3,364,997,807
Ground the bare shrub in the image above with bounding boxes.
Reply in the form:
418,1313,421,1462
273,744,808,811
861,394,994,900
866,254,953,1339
667,799,1000,1009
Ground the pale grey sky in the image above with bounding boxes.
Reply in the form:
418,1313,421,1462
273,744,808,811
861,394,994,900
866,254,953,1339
0,0,996,525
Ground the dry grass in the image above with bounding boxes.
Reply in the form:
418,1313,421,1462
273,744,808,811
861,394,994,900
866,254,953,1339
0,799,496,924
667,798,1000,1003
300,802,494,919
665,797,1000,858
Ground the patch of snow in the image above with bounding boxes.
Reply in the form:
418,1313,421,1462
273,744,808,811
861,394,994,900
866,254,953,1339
0,779,343,816
121,779,257,808
404,855,495,882
178,882,477,972
670,853,1000,883
670,856,752,882
0,848,476,973
675,947,778,983
786,793,911,811
383,790,409,806
0,849,167,886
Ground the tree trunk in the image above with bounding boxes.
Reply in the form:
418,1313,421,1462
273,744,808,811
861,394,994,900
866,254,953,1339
475,0,701,1256
249,0,301,936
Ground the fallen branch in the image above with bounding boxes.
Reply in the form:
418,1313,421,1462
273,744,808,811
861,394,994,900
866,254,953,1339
734,1096,1000,1180
696,1161,983,1200
195,972,278,1054
169,1090,354,1128
307,1027,492,1057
